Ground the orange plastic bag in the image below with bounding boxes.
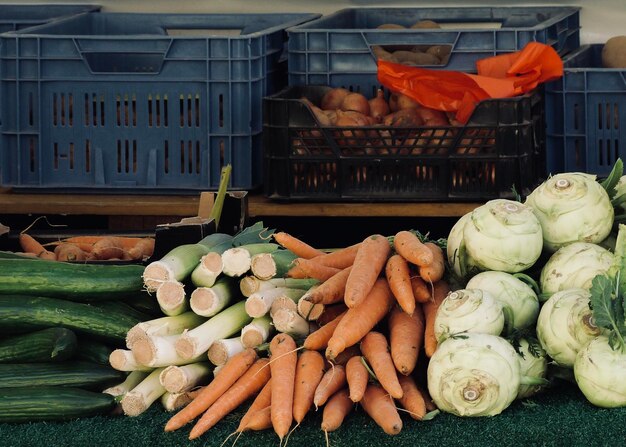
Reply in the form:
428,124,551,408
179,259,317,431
377,42,563,123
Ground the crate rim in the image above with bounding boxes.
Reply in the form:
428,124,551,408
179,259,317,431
560,43,626,72
286,6,582,32
2,11,322,40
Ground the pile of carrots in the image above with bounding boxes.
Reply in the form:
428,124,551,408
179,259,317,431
17,233,155,262
163,230,449,442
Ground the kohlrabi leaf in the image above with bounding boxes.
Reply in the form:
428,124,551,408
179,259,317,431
601,158,624,198
589,274,617,332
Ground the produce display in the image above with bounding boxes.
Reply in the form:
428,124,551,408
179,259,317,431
3,161,626,444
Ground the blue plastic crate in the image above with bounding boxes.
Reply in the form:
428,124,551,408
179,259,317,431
287,6,580,91
0,12,319,192
545,45,626,177
0,4,101,33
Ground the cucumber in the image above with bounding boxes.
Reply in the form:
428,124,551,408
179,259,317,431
0,295,140,342
0,258,144,301
92,300,154,323
76,338,117,365
0,327,77,363
0,361,125,389
0,386,116,422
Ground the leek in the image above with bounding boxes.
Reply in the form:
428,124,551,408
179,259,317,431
159,362,213,394
207,337,246,366
240,316,273,348
189,277,238,317
121,367,166,416
125,312,206,349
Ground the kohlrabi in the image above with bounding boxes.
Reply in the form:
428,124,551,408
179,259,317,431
539,242,613,301
511,337,548,400
536,288,603,368
525,172,614,253
573,223,626,408
466,271,540,334
433,289,504,343
446,212,478,280
427,333,520,417
463,199,543,273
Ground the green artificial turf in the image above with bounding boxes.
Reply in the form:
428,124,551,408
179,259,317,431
0,380,623,447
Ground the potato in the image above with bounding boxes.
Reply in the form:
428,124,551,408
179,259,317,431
411,20,440,29
602,36,626,68
372,45,396,62
427,45,452,59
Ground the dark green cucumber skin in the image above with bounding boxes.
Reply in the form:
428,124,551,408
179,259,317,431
0,327,78,363
0,258,144,301
0,386,116,422
0,295,140,342
76,338,117,365
0,361,125,389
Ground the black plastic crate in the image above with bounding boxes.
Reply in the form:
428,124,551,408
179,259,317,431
263,86,545,202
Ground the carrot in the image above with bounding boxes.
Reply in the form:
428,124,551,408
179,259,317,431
293,350,326,424
389,305,424,376
393,230,433,267
164,348,257,432
411,276,432,304
344,234,391,308
303,311,347,351
321,388,353,433
91,236,127,260
237,379,272,433
326,278,394,361
54,243,87,262
316,303,348,327
359,331,403,399
360,383,403,436
244,406,273,431
127,237,156,261
311,243,361,269
188,358,271,440
304,266,352,305
61,235,144,250
19,233,55,259
286,258,341,282
273,232,325,259
385,254,416,315
423,280,450,357
313,365,347,408
269,333,298,442
397,375,427,420
345,356,368,402
419,242,445,283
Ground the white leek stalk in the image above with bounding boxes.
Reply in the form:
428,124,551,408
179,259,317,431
142,233,232,291
434,289,504,343
239,276,319,297
103,370,150,398
297,296,325,321
525,172,614,252
161,391,194,412
240,315,273,348
121,367,167,416
207,337,246,366
245,287,307,318
109,349,154,372
189,277,237,317
536,288,602,368
427,333,520,417
463,199,543,273
272,308,313,338
175,301,251,360
539,242,613,300
125,312,206,349
156,280,188,316
191,252,224,288
132,334,204,368
221,243,279,278
465,271,539,333
250,249,298,281
159,362,213,393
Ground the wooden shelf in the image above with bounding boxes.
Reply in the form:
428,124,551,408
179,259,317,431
0,189,481,218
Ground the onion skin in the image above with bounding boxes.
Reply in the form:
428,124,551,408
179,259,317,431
300,97,332,126
383,109,424,127
369,89,390,123
321,88,350,111
340,92,370,116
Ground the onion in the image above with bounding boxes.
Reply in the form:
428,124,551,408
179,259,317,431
334,110,368,145
382,109,424,127
320,88,350,111
340,92,370,116
393,93,421,111
300,97,332,126
368,89,390,123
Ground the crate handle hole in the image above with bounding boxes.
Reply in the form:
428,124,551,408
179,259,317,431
83,52,165,74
